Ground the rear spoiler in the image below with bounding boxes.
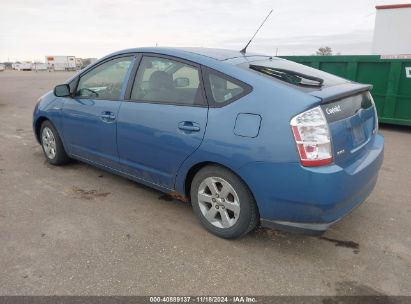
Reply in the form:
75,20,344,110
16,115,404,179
309,83,373,104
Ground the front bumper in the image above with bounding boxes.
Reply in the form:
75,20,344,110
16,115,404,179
239,134,384,234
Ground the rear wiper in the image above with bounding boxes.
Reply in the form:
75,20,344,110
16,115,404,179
250,65,324,87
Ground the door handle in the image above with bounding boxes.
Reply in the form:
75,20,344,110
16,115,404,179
100,111,116,122
178,121,201,132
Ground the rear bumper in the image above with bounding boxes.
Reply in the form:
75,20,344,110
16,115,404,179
239,134,384,234
260,219,340,236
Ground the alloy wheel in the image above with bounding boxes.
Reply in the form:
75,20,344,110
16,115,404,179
197,177,240,228
41,127,57,159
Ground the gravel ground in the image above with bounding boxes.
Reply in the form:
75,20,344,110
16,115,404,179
0,71,410,296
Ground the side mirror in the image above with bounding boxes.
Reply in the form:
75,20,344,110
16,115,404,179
174,77,189,88
54,84,71,97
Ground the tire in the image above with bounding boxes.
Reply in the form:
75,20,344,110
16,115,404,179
40,120,70,166
190,165,259,239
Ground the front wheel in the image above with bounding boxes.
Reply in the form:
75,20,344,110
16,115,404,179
40,121,70,165
190,165,259,239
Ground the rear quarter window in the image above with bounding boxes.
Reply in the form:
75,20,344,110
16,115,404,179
203,67,252,107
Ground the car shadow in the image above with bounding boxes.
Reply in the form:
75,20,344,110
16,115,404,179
59,159,364,257
379,123,411,133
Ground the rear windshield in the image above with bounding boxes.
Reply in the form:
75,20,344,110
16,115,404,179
239,58,348,89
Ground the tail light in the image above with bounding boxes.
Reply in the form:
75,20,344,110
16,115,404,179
368,92,379,134
290,106,333,167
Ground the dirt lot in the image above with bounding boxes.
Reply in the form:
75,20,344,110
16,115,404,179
0,71,410,296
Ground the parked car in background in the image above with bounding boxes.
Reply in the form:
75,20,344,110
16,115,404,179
12,62,20,70
32,47,384,238
0,64,4,72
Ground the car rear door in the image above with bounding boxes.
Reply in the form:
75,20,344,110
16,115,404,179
61,55,134,168
116,54,208,189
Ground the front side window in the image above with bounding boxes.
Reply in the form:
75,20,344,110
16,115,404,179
75,56,133,100
131,56,204,105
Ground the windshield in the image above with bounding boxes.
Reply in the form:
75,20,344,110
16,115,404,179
240,58,348,89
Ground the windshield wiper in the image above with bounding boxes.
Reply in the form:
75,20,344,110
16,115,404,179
249,65,324,88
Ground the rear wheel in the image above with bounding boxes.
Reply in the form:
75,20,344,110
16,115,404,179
40,121,70,165
190,165,259,239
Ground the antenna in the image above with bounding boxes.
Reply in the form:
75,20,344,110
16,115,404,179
240,9,273,54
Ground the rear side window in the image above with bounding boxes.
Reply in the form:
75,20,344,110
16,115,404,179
75,56,133,100
204,68,252,107
130,56,205,106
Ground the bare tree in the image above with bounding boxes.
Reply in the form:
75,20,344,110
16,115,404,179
316,46,333,56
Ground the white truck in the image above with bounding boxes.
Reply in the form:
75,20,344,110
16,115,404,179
46,56,77,71
13,62,32,71
0,64,5,72
32,62,48,71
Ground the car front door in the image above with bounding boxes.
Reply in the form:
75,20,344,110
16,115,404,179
117,55,208,189
62,55,134,168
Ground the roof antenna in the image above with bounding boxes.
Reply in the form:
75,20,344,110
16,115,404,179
240,9,273,54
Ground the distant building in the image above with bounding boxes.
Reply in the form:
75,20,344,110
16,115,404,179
372,4,411,55
0,62,12,70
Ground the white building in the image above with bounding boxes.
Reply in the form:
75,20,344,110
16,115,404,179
372,4,411,56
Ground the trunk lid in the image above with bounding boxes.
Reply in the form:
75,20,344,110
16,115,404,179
311,84,377,166
239,57,378,166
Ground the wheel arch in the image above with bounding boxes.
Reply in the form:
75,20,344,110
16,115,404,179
183,161,258,209
34,116,64,148
34,116,50,143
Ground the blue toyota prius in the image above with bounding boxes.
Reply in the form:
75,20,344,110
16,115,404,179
33,47,384,238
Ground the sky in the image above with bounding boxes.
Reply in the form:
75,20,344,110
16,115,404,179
0,0,410,62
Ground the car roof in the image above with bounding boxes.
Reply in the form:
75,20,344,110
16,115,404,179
109,47,271,63
171,47,267,61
